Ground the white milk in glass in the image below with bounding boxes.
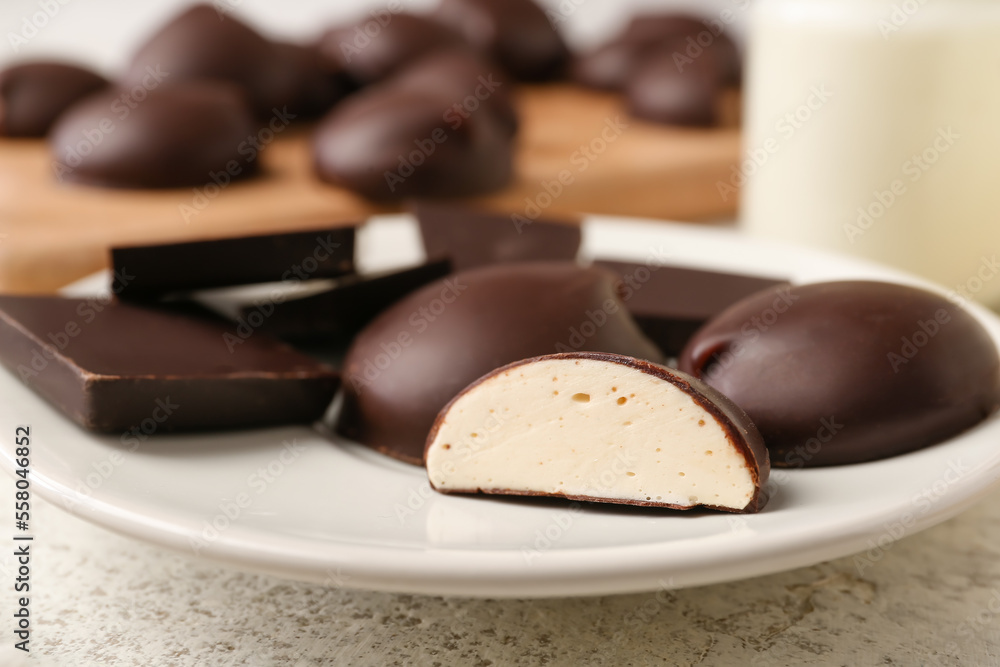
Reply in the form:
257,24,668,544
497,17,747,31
742,0,1000,304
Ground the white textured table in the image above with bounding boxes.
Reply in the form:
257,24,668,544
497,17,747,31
2,488,999,666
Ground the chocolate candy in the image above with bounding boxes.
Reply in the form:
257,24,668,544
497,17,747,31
241,260,452,343
337,262,663,464
317,13,467,85
0,62,108,137
112,227,356,299
413,202,580,270
312,84,513,201
270,42,352,118
596,260,786,356
426,351,769,513
49,82,259,188
434,0,568,81
679,281,1000,467
0,296,339,432
572,13,741,92
392,49,519,138
123,4,304,117
625,46,726,127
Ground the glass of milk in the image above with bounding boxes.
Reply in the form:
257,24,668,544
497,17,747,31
741,0,1000,305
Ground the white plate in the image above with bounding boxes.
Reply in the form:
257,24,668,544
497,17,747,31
3,215,1000,599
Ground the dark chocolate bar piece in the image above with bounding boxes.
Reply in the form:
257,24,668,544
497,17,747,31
239,260,452,343
112,227,356,299
412,202,581,271
0,296,339,432
595,260,787,356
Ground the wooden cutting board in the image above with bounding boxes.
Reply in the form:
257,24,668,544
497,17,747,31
0,84,740,294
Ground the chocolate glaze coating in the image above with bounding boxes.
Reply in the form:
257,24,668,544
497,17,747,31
312,84,513,201
625,46,724,127
678,281,1000,467
270,42,352,118
123,4,296,117
434,0,568,81
392,49,518,137
336,262,664,464
0,296,339,432
0,62,108,137
49,83,259,189
572,13,740,92
318,13,468,85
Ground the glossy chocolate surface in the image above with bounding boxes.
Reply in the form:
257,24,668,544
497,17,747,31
312,84,513,200
49,83,259,189
679,281,1000,467
113,227,356,299
123,4,297,117
595,260,786,356
414,202,579,270
0,62,108,137
572,13,740,92
336,262,663,464
435,0,568,81
392,49,519,137
0,296,339,432
318,13,467,85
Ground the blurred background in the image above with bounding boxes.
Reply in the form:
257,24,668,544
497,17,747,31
0,0,747,68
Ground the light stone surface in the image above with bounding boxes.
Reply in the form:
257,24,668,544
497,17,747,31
2,490,1000,667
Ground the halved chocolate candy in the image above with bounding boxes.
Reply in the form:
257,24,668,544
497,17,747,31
425,352,769,513
336,262,663,464
679,281,1000,467
0,296,339,432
